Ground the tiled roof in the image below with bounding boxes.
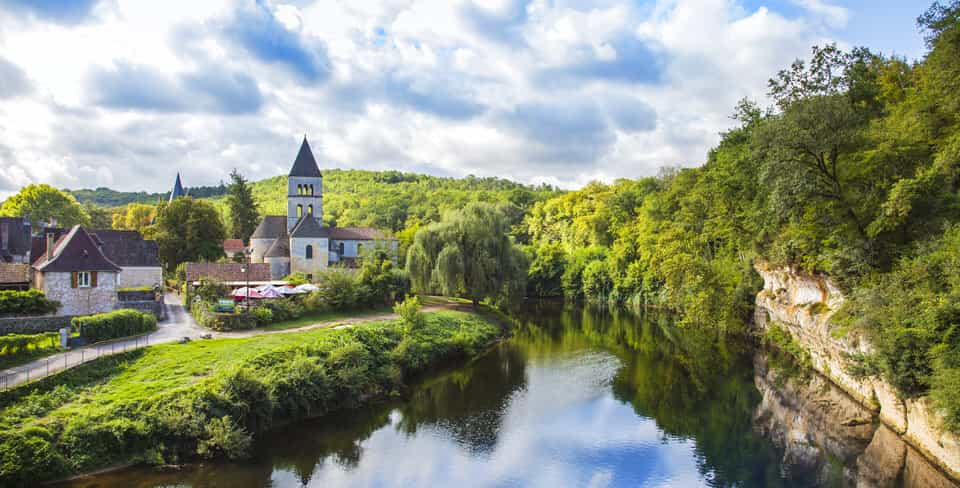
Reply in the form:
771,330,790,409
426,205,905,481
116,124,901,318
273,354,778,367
328,227,391,240
289,137,322,178
33,226,121,273
251,216,287,239
89,229,160,267
185,262,272,282
223,239,245,253
0,263,29,284
0,217,31,259
264,238,290,258
290,216,326,238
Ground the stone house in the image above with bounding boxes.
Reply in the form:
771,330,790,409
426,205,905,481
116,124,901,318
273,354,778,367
249,137,398,280
89,230,162,289
31,225,121,316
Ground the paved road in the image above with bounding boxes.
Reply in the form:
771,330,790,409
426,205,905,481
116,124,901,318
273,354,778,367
0,293,205,390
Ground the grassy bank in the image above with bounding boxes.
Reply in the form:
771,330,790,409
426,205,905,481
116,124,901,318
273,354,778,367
0,310,501,486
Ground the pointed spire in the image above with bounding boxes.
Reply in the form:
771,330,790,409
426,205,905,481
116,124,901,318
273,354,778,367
169,172,186,203
289,137,322,178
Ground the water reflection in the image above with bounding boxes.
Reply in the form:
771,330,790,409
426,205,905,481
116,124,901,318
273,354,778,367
62,303,958,488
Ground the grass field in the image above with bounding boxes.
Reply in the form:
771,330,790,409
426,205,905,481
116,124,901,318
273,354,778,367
0,310,502,485
257,306,393,331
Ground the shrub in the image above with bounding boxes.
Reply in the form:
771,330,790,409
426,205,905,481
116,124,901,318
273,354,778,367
72,310,157,343
191,303,256,331
250,307,273,326
283,273,310,286
196,416,252,460
195,278,229,304
0,290,60,316
394,295,425,334
0,332,59,356
259,298,305,322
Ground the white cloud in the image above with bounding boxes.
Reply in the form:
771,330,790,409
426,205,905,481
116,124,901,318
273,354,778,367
0,0,869,198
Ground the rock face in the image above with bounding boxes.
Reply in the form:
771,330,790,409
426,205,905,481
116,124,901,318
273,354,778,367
754,263,960,482
754,354,958,487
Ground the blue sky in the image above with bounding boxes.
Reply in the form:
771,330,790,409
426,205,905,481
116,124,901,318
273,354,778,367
0,0,933,197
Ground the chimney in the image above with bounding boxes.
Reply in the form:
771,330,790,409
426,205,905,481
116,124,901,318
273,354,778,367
46,233,55,261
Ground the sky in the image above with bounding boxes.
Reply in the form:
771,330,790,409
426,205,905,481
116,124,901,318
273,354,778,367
0,0,931,198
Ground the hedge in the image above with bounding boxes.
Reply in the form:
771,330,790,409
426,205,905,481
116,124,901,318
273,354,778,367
190,302,256,331
0,332,60,356
0,290,60,316
72,310,157,343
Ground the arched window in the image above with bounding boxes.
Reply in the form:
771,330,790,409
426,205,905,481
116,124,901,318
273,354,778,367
297,204,303,217
338,242,344,255
310,184,314,195
305,245,313,259
307,204,313,215
297,184,302,195
357,243,364,257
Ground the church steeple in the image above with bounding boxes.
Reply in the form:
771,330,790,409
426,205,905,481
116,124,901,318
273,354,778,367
286,137,323,229
169,172,186,203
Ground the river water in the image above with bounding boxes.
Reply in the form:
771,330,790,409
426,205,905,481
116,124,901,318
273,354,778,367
62,303,958,488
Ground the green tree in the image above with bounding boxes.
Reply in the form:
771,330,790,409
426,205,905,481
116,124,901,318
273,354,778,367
0,184,89,231
111,203,157,232
406,203,528,306
83,202,113,229
226,169,259,243
155,197,226,273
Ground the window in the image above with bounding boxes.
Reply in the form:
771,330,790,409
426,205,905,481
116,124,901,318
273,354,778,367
308,204,313,215
338,242,344,255
297,184,302,195
357,243,364,257
78,271,91,288
310,184,314,195
305,245,313,259
297,204,303,217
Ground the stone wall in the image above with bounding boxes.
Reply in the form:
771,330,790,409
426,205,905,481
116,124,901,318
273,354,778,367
117,289,156,302
114,300,163,319
0,314,75,334
291,237,328,277
117,266,162,289
754,262,960,481
39,271,118,316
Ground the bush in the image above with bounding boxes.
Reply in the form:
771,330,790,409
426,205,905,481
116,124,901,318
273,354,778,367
250,307,273,326
0,290,60,316
283,273,310,286
196,416,252,460
195,278,229,304
191,303,256,331
259,298,305,322
394,295,425,334
0,332,59,356
72,310,157,343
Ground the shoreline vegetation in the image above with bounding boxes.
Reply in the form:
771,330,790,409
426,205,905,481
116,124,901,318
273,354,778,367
0,308,503,486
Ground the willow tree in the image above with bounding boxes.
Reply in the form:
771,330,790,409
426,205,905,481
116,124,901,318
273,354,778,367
406,203,528,306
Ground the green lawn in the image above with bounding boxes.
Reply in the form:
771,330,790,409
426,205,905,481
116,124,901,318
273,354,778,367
0,310,503,485
258,306,393,331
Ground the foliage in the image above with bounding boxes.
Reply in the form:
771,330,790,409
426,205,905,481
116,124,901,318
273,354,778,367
283,272,310,286
191,302,256,331
72,310,157,343
225,169,260,243
110,203,157,233
154,197,226,273
406,203,528,306
0,290,60,316
0,184,89,231
250,307,273,327
83,202,113,229
394,295,425,334
0,311,500,484
194,278,229,303
0,333,59,356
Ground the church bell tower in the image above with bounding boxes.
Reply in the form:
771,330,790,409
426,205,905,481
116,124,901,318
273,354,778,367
287,137,323,229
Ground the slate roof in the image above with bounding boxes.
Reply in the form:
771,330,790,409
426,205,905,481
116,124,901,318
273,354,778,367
185,262,272,282
0,263,29,284
264,237,290,258
290,216,327,238
0,217,31,261
289,137,322,178
328,227,391,240
33,225,121,273
89,230,161,267
169,172,186,203
30,228,68,265
251,216,288,240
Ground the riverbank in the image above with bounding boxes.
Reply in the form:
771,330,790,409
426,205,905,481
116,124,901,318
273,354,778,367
0,309,502,486
754,264,960,482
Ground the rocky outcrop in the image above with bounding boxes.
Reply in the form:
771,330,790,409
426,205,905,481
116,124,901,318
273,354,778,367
753,263,960,482
754,354,957,487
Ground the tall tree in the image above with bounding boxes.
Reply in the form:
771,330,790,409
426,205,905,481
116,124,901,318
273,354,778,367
406,203,528,306
111,203,157,232
83,201,113,229
0,184,90,231
226,169,259,243
155,197,226,273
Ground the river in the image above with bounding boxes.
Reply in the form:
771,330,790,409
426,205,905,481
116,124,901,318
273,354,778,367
61,303,958,487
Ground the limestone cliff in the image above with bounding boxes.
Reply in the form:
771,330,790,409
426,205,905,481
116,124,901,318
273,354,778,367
753,263,960,482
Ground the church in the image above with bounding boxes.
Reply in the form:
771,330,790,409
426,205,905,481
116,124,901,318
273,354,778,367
248,137,396,280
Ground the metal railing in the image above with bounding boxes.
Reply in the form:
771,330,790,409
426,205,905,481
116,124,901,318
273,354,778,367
1,334,150,391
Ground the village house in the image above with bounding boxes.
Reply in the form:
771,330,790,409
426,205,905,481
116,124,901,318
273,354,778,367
31,225,121,316
248,137,398,280
0,217,31,264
